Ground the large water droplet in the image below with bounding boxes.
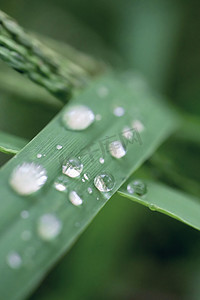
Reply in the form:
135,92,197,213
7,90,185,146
127,179,147,196
94,173,115,192
113,106,125,117
109,141,126,159
132,120,144,133
9,163,47,196
62,157,83,178
38,214,62,241
6,251,22,269
62,105,95,131
54,176,68,192
69,191,83,206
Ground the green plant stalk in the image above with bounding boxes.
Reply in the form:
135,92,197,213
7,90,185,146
0,10,102,102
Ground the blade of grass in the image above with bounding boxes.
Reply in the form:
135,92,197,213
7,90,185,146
0,74,177,300
0,131,28,155
119,180,200,231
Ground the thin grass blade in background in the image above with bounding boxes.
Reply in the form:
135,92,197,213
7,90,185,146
0,131,27,155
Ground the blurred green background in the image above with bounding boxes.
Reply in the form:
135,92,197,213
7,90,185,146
0,0,199,299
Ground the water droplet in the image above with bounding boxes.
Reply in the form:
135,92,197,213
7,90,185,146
97,86,109,98
84,173,90,181
113,106,125,117
109,141,126,159
62,105,95,131
38,214,62,241
37,153,42,159
87,187,93,194
20,210,29,219
96,197,100,200
7,252,22,269
69,191,83,206
82,178,85,183
10,163,47,195
94,173,115,192
127,179,147,196
62,157,83,178
21,230,32,241
122,126,133,141
56,145,63,150
53,176,68,192
99,157,105,164
149,203,156,211
132,120,144,133
95,114,102,121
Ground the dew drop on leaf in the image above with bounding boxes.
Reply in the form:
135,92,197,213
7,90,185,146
69,191,83,206
56,145,63,150
20,210,29,219
54,176,68,192
87,187,93,194
99,157,105,164
6,251,22,269
62,157,83,178
132,120,144,133
122,126,133,141
37,214,62,241
113,106,125,117
109,141,126,158
9,163,47,196
127,179,147,196
94,173,115,192
62,105,95,130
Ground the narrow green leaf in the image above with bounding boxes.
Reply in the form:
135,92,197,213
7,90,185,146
0,131,28,155
0,74,177,300
119,181,200,231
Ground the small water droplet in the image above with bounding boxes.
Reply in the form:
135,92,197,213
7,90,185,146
99,157,105,164
82,178,85,182
37,153,42,159
109,141,126,159
21,230,32,241
38,214,62,241
97,86,109,98
87,187,93,194
20,210,29,219
53,176,68,192
95,114,102,121
69,191,83,206
6,252,22,269
127,179,147,196
62,157,83,178
62,105,95,131
84,173,90,181
96,197,100,200
132,120,144,133
94,173,115,192
56,145,63,150
10,163,47,195
149,203,156,211
113,106,125,117
122,126,133,141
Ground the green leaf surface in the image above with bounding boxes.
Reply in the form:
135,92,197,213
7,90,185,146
0,74,177,300
0,131,28,155
119,181,200,231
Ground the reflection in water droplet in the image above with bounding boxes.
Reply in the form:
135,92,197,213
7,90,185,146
62,105,95,131
113,106,125,117
6,252,22,269
127,179,147,196
20,210,29,219
94,173,115,192
54,176,68,192
97,86,109,98
109,141,126,159
122,126,133,141
56,145,63,150
21,230,32,241
132,120,144,133
87,187,93,194
69,191,83,206
62,157,83,178
38,214,62,241
99,157,105,164
9,163,47,195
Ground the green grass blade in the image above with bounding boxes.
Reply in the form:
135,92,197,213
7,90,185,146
0,74,177,300
0,131,28,155
119,181,200,231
